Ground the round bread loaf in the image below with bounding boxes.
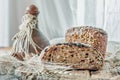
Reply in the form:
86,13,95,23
40,43,104,70
65,26,107,57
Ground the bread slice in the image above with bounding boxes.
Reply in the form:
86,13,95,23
40,43,104,70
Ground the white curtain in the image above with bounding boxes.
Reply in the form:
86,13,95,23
36,0,106,40
104,0,120,42
36,0,77,40
78,0,105,28
0,0,34,47
0,0,120,46
0,0,9,47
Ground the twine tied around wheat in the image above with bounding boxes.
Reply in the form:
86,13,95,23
11,14,42,60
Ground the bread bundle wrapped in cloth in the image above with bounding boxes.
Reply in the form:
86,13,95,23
11,5,50,61
41,26,108,70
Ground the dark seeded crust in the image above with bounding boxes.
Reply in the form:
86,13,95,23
40,43,103,70
65,26,107,57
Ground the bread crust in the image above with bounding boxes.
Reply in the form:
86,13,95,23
65,26,107,57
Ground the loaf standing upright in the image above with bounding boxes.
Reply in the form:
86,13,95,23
65,26,108,57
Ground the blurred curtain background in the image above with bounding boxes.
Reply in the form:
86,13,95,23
0,0,120,47
0,0,34,46
0,0,9,47
36,0,77,40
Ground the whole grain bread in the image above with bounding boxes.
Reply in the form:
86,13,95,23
65,26,107,57
40,43,104,70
